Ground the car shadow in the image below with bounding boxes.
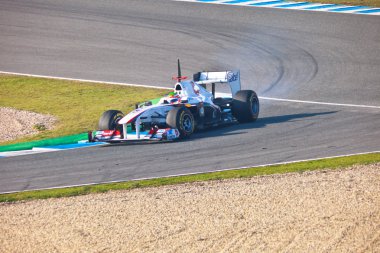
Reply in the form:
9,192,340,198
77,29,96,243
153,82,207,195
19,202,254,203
254,111,337,128
189,111,338,140
100,111,337,146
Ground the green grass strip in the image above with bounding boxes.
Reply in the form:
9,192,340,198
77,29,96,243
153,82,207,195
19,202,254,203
1,152,379,203
0,74,168,145
0,133,88,152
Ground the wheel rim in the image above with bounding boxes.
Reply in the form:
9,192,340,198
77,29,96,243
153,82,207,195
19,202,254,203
182,114,193,133
112,114,123,129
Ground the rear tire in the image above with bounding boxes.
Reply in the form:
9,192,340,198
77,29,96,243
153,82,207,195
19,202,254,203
98,110,124,130
232,90,259,123
166,107,195,138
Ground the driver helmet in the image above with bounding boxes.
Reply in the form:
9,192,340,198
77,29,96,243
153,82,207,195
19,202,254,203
168,91,181,104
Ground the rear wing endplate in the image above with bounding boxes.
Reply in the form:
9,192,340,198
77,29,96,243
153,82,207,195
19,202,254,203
193,70,241,96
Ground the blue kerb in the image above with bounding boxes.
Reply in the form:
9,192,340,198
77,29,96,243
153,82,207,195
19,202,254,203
197,0,220,2
192,0,380,15
250,1,283,6
42,142,105,150
224,0,253,3
302,4,338,9
356,8,380,13
328,6,369,12
275,2,311,8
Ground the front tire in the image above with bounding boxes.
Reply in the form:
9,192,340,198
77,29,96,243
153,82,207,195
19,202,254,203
98,110,124,130
232,90,259,123
166,107,195,138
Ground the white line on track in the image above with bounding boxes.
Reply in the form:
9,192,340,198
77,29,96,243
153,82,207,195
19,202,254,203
0,148,57,157
259,96,380,109
0,71,170,90
1,70,379,109
0,143,108,158
2,150,379,194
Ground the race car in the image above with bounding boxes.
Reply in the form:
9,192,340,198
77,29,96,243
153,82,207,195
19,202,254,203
89,60,259,142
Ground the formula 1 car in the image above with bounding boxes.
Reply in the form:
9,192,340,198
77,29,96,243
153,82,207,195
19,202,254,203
89,60,259,143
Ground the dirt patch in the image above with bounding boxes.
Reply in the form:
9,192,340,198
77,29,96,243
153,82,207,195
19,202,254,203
0,164,379,252
0,107,56,142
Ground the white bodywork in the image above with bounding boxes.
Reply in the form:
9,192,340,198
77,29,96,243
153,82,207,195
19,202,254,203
104,70,241,141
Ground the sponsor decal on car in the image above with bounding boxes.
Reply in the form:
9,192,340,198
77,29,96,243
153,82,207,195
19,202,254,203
227,71,239,83
95,130,121,140
166,129,180,140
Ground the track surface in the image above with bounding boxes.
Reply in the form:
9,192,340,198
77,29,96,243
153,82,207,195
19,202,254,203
0,0,379,193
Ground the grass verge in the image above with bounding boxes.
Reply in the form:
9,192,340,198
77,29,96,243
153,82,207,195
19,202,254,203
1,152,379,203
0,74,168,145
291,0,380,7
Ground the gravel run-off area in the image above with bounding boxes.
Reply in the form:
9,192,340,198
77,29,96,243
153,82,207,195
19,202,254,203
0,107,56,142
0,164,379,252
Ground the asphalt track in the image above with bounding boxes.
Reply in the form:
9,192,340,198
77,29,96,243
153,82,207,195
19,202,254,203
0,0,379,193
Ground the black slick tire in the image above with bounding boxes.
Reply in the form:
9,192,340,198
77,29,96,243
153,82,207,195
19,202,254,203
98,110,124,131
232,90,259,123
166,107,195,138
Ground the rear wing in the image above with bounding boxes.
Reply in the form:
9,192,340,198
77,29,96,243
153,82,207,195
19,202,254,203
193,70,241,96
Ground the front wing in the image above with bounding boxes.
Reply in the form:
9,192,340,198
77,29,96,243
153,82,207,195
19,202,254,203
89,127,180,143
